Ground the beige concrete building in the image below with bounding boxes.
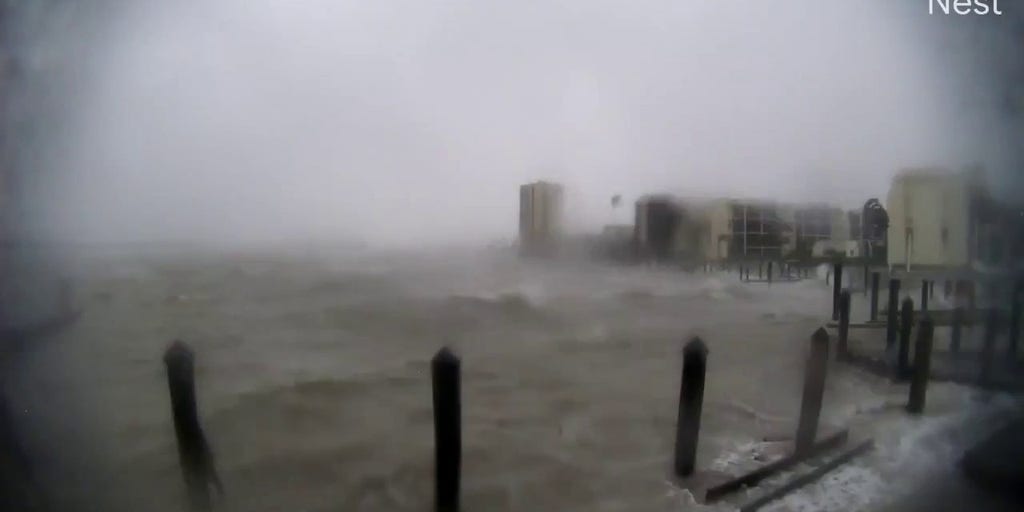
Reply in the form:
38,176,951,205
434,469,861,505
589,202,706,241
885,167,999,270
671,199,853,262
627,193,857,263
519,181,564,256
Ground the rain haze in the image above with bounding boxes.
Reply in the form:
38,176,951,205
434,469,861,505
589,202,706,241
15,0,1020,248
3,2,1024,512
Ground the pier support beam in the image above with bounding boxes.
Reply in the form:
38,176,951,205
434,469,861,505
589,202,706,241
870,273,880,322
1009,282,1021,360
164,341,222,511
980,310,997,387
907,318,934,414
795,328,829,455
898,298,914,380
432,348,462,512
885,279,900,351
674,338,708,478
831,263,843,321
951,306,964,354
838,291,851,360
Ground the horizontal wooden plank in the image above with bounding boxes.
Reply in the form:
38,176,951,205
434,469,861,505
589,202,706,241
704,430,849,502
740,439,875,512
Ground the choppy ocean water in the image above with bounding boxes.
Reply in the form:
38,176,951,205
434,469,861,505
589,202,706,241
3,247,1018,511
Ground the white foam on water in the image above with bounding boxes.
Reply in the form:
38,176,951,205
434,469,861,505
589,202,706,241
763,392,1018,511
761,463,887,512
703,382,1021,512
710,439,764,473
700,277,733,301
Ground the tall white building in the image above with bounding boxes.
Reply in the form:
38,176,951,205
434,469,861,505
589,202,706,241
519,181,564,256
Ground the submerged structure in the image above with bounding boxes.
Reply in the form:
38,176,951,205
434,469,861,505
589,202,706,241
634,195,704,262
885,167,1014,271
638,197,852,264
518,181,564,257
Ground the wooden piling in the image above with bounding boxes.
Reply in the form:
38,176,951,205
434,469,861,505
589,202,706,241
674,338,708,478
1009,282,1021,360
863,264,869,296
758,262,763,280
838,291,851,360
885,279,900,350
979,309,997,387
907,318,934,414
164,341,222,511
432,347,461,512
767,261,773,283
951,306,964,354
795,328,829,455
897,298,914,380
870,273,880,322
831,263,843,321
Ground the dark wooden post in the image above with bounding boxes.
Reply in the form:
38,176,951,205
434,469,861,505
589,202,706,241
838,291,851,360
897,298,914,380
831,263,843,321
164,341,221,511
929,280,934,299
674,338,708,478
863,264,869,296
907,318,934,415
1009,282,1021,360
920,281,929,312
758,261,763,279
795,328,830,455
767,261,773,283
885,279,901,350
869,273,880,322
979,309,997,387
951,306,964,354
432,347,461,512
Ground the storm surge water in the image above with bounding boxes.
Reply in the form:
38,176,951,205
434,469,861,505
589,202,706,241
4,249,1017,511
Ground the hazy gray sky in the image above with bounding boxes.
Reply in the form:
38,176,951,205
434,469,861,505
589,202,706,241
19,0,1023,247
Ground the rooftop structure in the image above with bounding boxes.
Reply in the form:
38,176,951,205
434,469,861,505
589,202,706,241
885,167,1005,270
519,181,564,257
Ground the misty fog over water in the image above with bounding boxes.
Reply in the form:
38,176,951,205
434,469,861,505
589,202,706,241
4,0,1021,248
4,252,1019,511
2,1,1024,512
